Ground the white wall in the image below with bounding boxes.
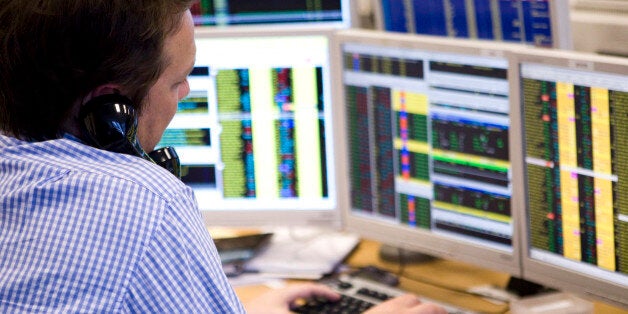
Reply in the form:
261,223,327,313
570,0,628,56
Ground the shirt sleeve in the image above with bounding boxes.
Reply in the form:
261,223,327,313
120,191,245,313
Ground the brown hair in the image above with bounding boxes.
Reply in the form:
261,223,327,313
0,0,195,140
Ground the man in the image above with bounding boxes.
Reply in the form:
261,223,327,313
0,1,446,312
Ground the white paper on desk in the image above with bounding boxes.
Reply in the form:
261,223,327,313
244,227,359,279
227,273,286,287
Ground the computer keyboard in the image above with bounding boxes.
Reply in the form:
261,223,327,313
291,274,476,314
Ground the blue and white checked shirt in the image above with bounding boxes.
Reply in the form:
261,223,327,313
0,134,245,313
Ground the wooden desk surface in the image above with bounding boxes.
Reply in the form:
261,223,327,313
234,238,628,313
343,239,510,313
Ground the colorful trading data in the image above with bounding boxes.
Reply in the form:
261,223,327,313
191,0,346,27
343,43,512,252
381,0,554,47
159,35,336,212
522,63,628,283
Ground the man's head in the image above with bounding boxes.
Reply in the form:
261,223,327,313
0,0,195,150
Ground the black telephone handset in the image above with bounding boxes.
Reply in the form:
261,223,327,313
79,94,181,178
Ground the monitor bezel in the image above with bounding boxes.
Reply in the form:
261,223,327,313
185,27,347,229
509,46,628,308
331,29,523,276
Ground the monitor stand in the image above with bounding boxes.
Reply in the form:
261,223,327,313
378,245,554,304
506,276,552,297
378,244,437,264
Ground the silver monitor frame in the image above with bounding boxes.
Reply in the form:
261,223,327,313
331,29,524,276
191,0,353,29
177,27,348,229
373,0,572,49
510,46,628,308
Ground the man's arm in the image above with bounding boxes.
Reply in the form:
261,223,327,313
121,195,245,313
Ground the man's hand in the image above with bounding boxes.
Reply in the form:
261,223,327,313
244,283,340,314
243,283,448,314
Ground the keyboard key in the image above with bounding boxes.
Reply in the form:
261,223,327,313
314,274,477,314
357,287,392,301
291,295,375,313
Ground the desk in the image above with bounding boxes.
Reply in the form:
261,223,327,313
234,239,628,313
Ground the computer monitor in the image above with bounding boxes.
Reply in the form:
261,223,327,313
331,29,522,275
190,0,351,28
158,27,345,228
375,0,572,49
511,47,628,307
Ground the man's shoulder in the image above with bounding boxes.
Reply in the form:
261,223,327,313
64,139,191,202
1,135,191,204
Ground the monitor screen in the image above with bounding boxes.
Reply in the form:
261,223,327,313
332,29,521,275
375,0,572,49
512,48,628,307
190,0,350,28
158,28,344,227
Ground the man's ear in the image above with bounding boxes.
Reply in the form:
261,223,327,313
83,84,124,104
62,84,125,138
